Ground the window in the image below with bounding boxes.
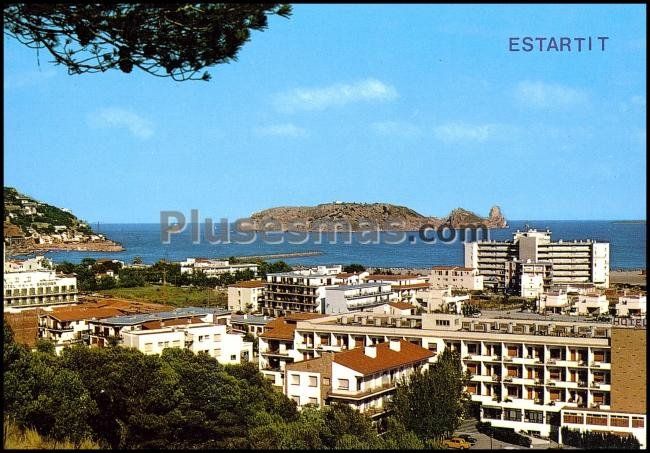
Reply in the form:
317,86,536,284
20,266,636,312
586,414,608,426
291,396,300,404
323,377,330,385
610,416,629,428
291,374,301,385
307,397,318,405
338,379,349,390
158,342,164,348
563,413,583,424
309,376,318,387
144,342,153,353
632,417,644,428
525,410,544,424
230,355,237,361
504,409,521,422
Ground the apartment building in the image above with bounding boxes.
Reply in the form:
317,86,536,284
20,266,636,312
262,266,344,316
284,340,433,418
227,280,265,312
465,229,610,291
4,270,78,311
121,321,253,364
615,294,646,317
372,302,417,316
538,291,570,314
4,255,52,273
230,314,274,337
267,312,645,446
39,306,124,354
179,257,258,277
576,294,609,316
430,266,484,291
323,282,396,314
364,274,429,304
426,287,469,314
258,313,327,386
88,307,231,347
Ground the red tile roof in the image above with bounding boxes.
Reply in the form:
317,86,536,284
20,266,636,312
260,313,324,340
229,280,265,288
388,302,415,310
333,340,434,376
46,307,125,322
141,316,205,330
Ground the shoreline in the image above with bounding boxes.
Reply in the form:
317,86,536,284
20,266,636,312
7,241,124,257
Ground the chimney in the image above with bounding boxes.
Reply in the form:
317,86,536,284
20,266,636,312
364,345,377,358
389,339,401,352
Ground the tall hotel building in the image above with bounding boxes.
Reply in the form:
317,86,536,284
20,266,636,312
464,229,609,291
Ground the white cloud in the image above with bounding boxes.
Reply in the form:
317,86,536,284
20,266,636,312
273,78,398,113
371,121,421,138
515,81,588,108
433,122,498,143
89,107,154,139
256,123,308,138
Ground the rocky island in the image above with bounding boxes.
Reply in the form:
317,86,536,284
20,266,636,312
3,187,123,256
248,202,507,231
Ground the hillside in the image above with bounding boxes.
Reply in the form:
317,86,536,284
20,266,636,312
3,187,123,255
249,202,507,231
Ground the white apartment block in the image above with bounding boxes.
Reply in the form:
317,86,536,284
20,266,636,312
465,229,610,291
323,282,396,314
576,294,610,316
4,255,52,273
284,339,433,419
615,294,646,317
230,314,274,338
88,307,231,347
538,291,570,314
39,306,124,354
121,322,253,364
262,266,345,316
179,257,258,277
364,274,429,304
426,287,469,314
257,312,646,447
227,280,265,312
430,266,484,291
4,270,78,311
372,302,417,316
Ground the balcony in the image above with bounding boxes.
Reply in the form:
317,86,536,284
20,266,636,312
491,375,501,382
503,356,514,363
328,382,396,401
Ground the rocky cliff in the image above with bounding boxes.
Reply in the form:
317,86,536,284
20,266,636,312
249,202,507,231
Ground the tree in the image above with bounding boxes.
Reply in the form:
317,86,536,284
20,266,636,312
390,349,471,441
4,4,292,82
343,264,366,273
132,256,143,265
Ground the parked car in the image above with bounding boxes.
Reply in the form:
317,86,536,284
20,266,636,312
456,434,477,444
442,437,472,449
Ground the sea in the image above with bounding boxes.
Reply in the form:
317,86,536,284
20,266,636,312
30,220,646,270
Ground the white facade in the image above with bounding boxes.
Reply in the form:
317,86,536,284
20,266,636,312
521,273,545,299
277,313,642,442
180,257,258,277
465,229,610,290
121,323,254,364
615,295,646,317
576,294,609,316
323,283,396,314
263,268,345,315
538,292,570,314
4,270,78,311
426,287,469,314
430,266,484,291
4,255,52,273
228,282,265,312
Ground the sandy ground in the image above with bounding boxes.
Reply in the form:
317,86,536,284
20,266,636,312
610,269,646,286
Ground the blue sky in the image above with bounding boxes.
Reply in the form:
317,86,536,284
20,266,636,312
4,4,646,223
